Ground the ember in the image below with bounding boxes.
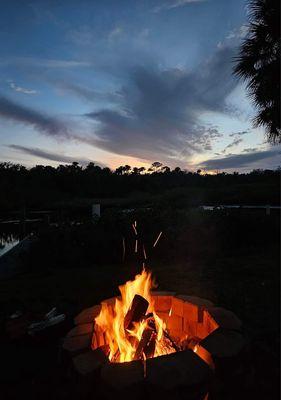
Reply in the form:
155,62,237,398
95,269,176,363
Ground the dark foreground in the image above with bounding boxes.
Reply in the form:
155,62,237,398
0,209,279,399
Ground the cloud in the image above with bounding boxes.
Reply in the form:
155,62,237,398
225,24,249,40
0,57,91,69
217,24,249,50
54,81,122,104
66,26,95,46
242,147,259,153
153,0,205,13
108,27,123,42
0,96,69,138
199,149,281,170
84,45,237,164
223,138,243,153
229,130,249,137
7,144,104,167
9,81,37,95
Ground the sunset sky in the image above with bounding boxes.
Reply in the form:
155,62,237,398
0,0,280,172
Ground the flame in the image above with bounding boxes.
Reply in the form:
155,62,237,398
95,269,175,363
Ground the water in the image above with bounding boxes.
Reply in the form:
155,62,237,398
0,233,19,257
0,222,33,257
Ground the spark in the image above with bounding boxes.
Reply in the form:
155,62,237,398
143,244,147,260
122,237,126,262
132,224,138,236
153,231,162,248
142,352,147,378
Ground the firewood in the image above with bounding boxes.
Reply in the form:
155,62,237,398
146,315,180,352
134,326,156,360
124,294,149,331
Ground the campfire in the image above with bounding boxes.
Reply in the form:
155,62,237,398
63,272,245,400
91,268,217,368
94,269,179,363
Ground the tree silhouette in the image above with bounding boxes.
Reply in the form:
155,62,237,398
234,0,280,142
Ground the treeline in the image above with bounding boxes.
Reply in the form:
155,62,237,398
0,161,280,211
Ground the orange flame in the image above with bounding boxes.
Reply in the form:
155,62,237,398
95,269,175,363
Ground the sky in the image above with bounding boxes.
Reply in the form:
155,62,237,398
0,0,280,172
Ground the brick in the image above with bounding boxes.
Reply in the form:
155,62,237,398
168,329,185,341
196,323,210,340
101,359,143,390
151,291,176,297
74,305,101,325
91,332,98,349
166,314,183,331
146,349,212,390
193,344,215,371
73,346,109,376
154,295,173,312
171,297,184,317
183,301,199,322
101,296,120,307
203,311,219,334
93,325,106,347
67,323,94,338
200,328,246,358
184,320,198,337
176,295,213,308
63,333,91,355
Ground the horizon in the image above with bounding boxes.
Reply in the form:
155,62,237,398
0,0,280,172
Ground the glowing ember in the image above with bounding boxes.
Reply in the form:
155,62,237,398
95,269,176,363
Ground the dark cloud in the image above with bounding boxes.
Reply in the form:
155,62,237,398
153,0,205,13
223,138,243,153
200,149,281,170
54,81,122,104
229,130,249,137
242,147,259,153
0,96,69,138
8,144,105,167
85,46,237,164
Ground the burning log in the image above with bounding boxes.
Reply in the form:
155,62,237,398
124,295,179,361
134,325,157,360
124,294,149,331
144,313,180,353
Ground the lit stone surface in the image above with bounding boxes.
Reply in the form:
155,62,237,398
146,349,212,389
200,328,245,358
66,323,94,338
63,334,92,355
74,305,101,325
101,359,144,389
73,347,109,376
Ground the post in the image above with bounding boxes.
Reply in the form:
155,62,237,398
92,204,101,221
266,205,270,216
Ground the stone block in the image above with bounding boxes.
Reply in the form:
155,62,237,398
74,305,101,325
73,346,109,376
171,297,184,317
207,307,242,330
67,323,94,338
63,333,91,355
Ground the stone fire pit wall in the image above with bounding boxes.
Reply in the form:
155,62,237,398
63,292,245,400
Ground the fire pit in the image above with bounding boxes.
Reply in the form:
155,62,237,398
63,270,246,399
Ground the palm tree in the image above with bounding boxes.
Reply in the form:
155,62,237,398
234,0,280,142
